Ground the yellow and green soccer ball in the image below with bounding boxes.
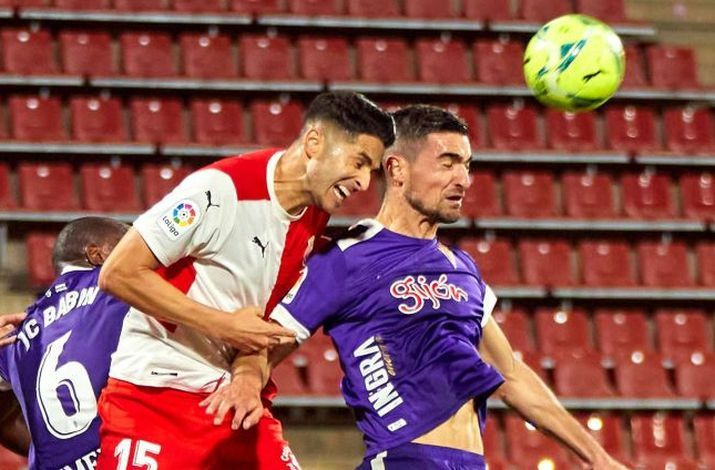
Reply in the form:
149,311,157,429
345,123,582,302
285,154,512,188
523,14,626,112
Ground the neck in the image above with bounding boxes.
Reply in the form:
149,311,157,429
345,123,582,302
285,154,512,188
273,141,313,215
375,190,439,239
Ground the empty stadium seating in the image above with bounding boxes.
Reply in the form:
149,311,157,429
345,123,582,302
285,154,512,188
503,171,556,217
656,309,712,363
535,308,591,357
415,37,470,83
459,238,518,286
141,163,191,207
562,172,616,218
579,240,636,287
130,97,187,143
519,240,574,286
595,309,651,360
18,162,78,210
615,352,674,397
70,96,127,142
190,98,245,145
9,95,66,141
26,232,58,287
80,163,141,212
59,30,115,76
180,33,236,79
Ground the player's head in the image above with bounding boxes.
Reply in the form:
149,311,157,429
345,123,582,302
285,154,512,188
383,105,471,224
300,91,395,213
53,217,129,274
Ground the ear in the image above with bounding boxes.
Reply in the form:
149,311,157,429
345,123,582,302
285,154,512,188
384,154,407,185
303,125,324,160
84,243,108,267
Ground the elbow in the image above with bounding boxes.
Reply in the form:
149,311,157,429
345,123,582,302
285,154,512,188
98,260,125,295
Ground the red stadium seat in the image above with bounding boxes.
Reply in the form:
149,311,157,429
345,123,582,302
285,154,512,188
562,171,616,218
190,98,244,145
141,163,191,207
505,415,569,465
647,45,699,89
130,97,187,144
553,352,614,397
55,0,108,9
493,309,534,353
576,0,627,22
519,239,574,287
463,0,511,20
535,308,591,357
18,162,78,210
459,238,518,286
519,0,570,22
250,99,304,147
80,163,140,212
616,352,674,397
696,242,715,287
462,171,502,218
631,414,689,461
59,31,115,76
694,414,715,468
172,0,222,12
595,309,651,360
546,110,599,152
404,0,457,18
240,34,294,80
9,95,66,141
415,37,470,83
443,103,482,148
638,240,693,287
663,107,714,154
675,352,715,398
656,309,711,363
636,455,699,470
230,0,282,13
577,413,626,461
334,182,381,217
482,418,505,460
0,163,15,209
681,172,715,220
356,37,412,82
579,240,636,287
70,96,127,142
1,28,57,75
346,0,399,17
26,232,57,287
622,172,675,219
297,36,352,81
621,45,648,88
304,334,342,395
604,105,660,153
502,171,557,218
114,0,166,11
121,32,175,78
180,33,236,79
288,0,341,15
486,103,543,150
271,359,309,396
474,38,524,85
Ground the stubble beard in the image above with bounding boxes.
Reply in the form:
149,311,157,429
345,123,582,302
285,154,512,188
404,190,459,224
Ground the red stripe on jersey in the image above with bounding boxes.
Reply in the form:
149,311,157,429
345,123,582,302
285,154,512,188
207,148,279,201
156,257,197,332
262,206,330,403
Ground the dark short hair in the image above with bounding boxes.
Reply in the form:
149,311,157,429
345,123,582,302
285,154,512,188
391,104,468,142
53,217,129,273
304,91,395,148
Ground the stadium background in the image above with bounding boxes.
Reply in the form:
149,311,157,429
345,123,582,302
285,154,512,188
0,0,715,468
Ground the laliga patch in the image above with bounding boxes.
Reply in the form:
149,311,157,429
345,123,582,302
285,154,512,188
156,199,202,240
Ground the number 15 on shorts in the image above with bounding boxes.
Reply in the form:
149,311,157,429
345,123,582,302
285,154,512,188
114,439,162,470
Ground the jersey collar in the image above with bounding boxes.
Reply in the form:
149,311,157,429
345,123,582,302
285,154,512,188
60,265,94,275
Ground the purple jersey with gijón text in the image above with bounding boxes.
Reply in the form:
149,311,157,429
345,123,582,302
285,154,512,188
0,267,130,470
271,220,505,456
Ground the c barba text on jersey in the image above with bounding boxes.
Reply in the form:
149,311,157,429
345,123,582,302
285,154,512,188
16,284,100,351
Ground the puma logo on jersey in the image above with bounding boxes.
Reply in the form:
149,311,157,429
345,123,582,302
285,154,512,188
205,190,220,211
252,236,269,258
390,274,468,315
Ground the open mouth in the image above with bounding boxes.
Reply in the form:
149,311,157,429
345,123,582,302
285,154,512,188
446,194,464,203
333,184,350,201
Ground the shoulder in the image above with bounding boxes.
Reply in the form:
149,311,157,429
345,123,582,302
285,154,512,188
205,148,281,201
334,220,384,253
453,247,484,280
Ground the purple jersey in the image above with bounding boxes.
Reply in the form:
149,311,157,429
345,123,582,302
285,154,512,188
271,220,505,456
0,267,130,470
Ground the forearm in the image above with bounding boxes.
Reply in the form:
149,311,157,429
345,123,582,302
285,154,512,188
498,360,606,464
228,342,298,389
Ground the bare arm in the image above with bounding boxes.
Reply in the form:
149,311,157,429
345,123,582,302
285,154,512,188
0,391,29,456
479,319,626,469
99,229,295,352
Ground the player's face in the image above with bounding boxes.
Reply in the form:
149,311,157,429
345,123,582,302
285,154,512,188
404,132,471,223
308,132,385,213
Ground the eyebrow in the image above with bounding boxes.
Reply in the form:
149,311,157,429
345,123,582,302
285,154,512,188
439,152,471,164
359,151,378,169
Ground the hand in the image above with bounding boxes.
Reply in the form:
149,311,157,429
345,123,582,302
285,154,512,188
211,307,296,353
0,313,26,348
199,374,264,430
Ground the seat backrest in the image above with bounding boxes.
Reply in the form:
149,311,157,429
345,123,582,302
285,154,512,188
130,97,186,143
120,31,176,77
80,163,141,212
458,238,518,286
297,36,352,81
59,30,115,76
9,95,66,141
605,105,661,153
180,33,236,79
356,37,412,82
250,99,304,146
535,307,591,356
415,37,470,83
190,98,244,145
141,163,192,208
240,34,295,80
70,96,127,142
546,109,599,152
474,39,525,86
1,28,57,75
621,172,675,219
519,239,574,287
637,241,693,287
680,172,715,220
503,170,557,218
579,240,635,287
487,103,544,150
594,309,651,360
18,162,78,210
562,172,616,218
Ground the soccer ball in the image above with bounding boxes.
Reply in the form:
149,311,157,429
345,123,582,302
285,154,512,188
523,14,626,112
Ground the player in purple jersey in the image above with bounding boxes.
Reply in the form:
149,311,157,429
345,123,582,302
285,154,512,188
0,217,130,470
203,105,628,469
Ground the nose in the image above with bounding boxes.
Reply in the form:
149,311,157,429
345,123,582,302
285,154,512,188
456,164,471,189
356,168,371,191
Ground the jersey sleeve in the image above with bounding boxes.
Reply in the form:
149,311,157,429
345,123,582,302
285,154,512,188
481,283,497,328
133,168,237,267
269,246,349,344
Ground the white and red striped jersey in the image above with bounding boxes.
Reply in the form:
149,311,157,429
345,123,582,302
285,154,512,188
108,149,329,394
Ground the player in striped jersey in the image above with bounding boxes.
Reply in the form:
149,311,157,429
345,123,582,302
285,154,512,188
96,91,395,469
